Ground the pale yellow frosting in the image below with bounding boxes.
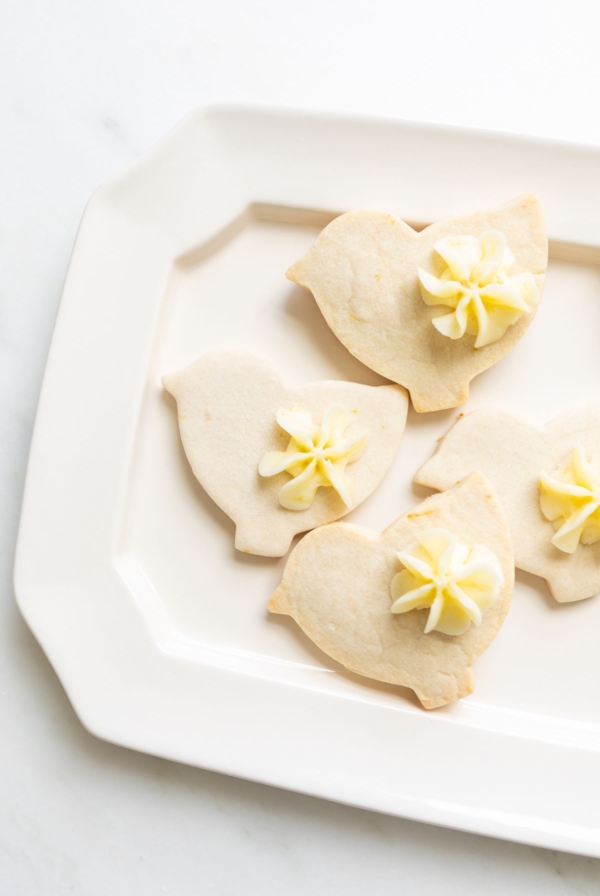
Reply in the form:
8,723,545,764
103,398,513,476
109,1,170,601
418,230,538,348
540,444,600,553
390,528,503,635
259,404,367,511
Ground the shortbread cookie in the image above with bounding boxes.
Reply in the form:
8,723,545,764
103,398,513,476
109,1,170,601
415,405,600,602
163,348,408,557
269,473,513,708
287,195,547,412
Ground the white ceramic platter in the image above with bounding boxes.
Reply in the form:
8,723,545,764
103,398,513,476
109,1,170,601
15,105,600,856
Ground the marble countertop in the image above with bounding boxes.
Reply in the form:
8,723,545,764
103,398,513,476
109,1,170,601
3,1,600,892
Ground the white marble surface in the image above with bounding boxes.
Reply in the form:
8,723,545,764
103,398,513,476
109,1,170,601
3,0,600,892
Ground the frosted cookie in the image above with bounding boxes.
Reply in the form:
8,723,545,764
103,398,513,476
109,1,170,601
287,194,547,412
269,473,513,708
415,406,600,602
163,348,408,557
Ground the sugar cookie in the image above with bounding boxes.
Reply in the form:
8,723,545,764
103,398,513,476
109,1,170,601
163,348,408,557
287,195,547,412
269,473,513,708
416,405,600,602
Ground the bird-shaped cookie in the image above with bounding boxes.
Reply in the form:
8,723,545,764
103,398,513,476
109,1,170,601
163,348,408,557
269,473,513,708
287,195,547,412
416,405,600,602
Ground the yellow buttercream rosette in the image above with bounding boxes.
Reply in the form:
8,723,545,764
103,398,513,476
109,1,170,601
540,444,600,553
259,404,367,511
391,528,504,635
418,230,538,348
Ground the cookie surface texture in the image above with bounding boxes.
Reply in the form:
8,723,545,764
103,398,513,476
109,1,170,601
269,473,513,708
287,195,547,412
163,348,409,557
416,406,600,602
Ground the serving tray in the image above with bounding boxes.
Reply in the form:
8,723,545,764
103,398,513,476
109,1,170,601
15,105,600,856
